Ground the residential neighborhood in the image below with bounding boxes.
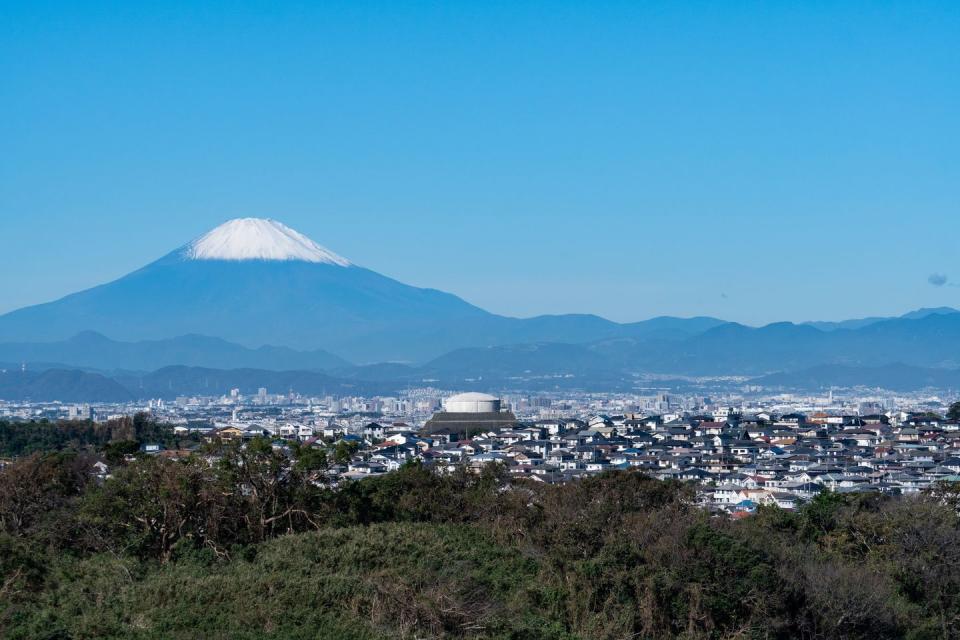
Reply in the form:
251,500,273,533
10,388,957,517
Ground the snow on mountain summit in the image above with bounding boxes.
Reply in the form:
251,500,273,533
183,218,351,265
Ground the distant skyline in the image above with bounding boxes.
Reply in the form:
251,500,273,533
2,1,958,325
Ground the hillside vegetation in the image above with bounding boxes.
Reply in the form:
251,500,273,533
2,423,960,638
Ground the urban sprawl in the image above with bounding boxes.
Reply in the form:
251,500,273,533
4,385,960,514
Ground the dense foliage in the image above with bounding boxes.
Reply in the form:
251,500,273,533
2,430,960,638
0,414,186,458
948,400,960,422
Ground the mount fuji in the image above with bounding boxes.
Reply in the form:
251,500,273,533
0,218,717,362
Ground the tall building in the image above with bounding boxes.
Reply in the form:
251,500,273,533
67,404,91,420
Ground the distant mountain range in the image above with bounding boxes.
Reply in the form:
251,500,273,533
4,310,960,394
802,307,959,331
593,309,960,375
7,356,960,403
4,311,960,393
752,363,960,392
429,308,960,379
0,369,133,403
0,331,347,372
0,218,958,395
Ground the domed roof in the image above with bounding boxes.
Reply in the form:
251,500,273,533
446,392,499,402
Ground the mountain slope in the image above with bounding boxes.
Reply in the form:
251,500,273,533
0,218,724,362
0,369,134,402
0,220,497,360
753,363,960,391
804,307,959,331
599,313,960,375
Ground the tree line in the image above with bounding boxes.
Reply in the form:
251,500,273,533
0,413,189,459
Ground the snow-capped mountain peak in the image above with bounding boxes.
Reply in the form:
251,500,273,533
183,218,351,265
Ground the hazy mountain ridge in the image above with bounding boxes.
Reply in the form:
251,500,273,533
3,310,960,397
803,307,959,331
589,312,960,375
0,369,134,402
0,332,348,372
8,334,960,401
753,363,960,392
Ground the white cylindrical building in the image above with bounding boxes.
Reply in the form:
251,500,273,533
444,392,500,414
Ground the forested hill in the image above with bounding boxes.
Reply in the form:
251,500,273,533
0,368,133,402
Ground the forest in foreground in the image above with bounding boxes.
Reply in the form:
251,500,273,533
2,419,960,639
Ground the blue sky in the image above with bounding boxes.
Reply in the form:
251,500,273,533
2,1,958,324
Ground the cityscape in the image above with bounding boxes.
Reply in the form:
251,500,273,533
4,381,960,511
3,2,960,639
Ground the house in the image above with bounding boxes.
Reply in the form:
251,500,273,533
209,426,242,442
90,459,110,480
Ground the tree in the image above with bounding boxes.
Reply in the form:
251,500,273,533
0,453,91,537
79,456,231,562
217,438,325,542
333,440,360,465
292,442,328,473
103,440,139,464
948,401,960,422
